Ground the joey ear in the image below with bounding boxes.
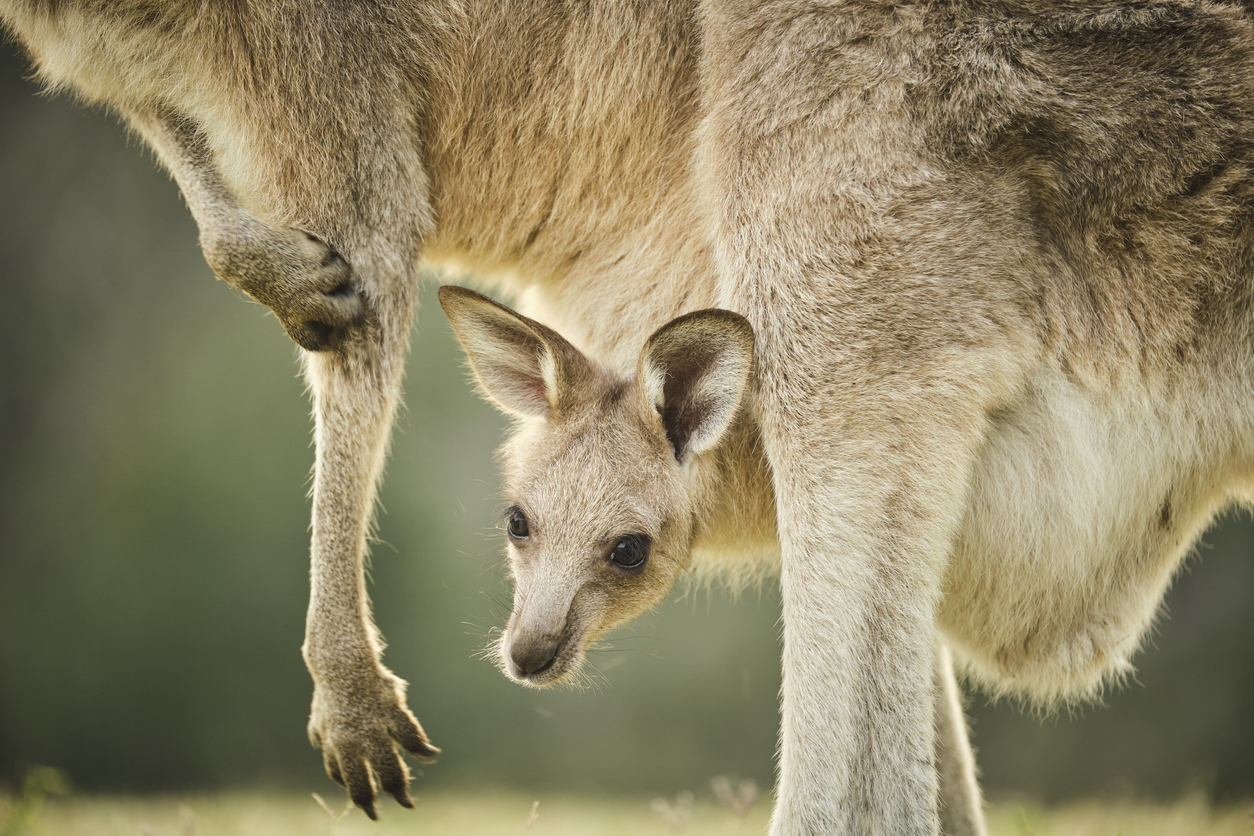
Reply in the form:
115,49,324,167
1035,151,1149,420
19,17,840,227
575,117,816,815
638,309,755,462
439,286,592,418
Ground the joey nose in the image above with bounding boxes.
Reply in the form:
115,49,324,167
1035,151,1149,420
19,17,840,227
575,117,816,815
510,634,561,676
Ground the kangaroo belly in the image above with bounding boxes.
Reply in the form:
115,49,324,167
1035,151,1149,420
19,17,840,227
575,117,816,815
939,370,1245,703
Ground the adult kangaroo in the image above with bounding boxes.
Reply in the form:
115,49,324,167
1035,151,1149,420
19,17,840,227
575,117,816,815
5,0,1254,833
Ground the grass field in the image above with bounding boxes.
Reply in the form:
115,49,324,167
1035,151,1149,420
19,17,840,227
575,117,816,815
2,789,1251,836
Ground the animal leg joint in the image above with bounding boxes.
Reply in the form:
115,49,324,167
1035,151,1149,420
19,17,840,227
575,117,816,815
203,224,366,352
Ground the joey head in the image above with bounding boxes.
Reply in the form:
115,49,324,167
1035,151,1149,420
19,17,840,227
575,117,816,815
439,286,754,684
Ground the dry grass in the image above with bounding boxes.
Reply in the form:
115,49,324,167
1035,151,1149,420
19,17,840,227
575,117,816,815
1,790,1251,836
985,794,1254,836
3,791,763,836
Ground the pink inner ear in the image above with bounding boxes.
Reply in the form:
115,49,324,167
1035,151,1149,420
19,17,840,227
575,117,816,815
492,370,551,415
472,343,553,417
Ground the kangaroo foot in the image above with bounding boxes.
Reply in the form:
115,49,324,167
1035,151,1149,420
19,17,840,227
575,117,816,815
204,224,366,352
307,664,440,819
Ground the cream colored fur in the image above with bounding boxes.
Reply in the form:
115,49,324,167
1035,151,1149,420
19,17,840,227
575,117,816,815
446,281,1252,834
5,0,1254,833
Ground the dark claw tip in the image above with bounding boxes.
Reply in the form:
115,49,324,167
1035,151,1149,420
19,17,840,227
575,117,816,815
300,320,335,351
325,281,356,299
397,794,415,809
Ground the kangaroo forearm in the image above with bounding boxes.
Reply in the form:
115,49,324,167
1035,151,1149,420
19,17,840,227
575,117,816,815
131,111,394,671
302,353,404,667
304,534,374,667
304,501,376,661
302,507,375,679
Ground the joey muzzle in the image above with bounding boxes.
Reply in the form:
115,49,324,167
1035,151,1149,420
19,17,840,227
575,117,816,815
509,632,563,676
505,581,579,682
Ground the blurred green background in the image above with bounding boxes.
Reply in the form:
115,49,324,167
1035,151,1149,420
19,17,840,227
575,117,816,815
1,38,1251,805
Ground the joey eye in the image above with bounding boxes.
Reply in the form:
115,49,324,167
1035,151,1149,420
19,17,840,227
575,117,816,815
608,534,650,570
507,508,530,540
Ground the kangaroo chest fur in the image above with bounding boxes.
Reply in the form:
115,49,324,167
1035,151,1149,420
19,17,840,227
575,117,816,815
943,365,1254,702
691,356,1254,705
